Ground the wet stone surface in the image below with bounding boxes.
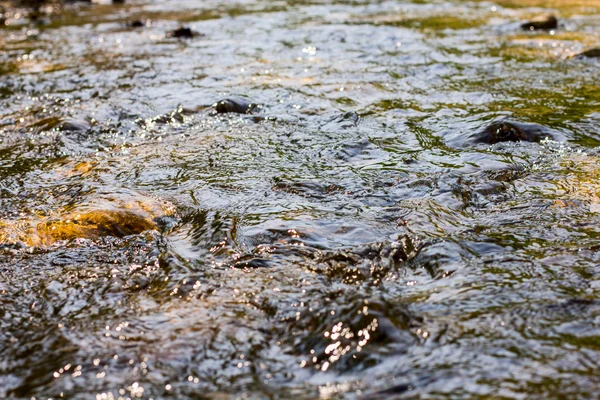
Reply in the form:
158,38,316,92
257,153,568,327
167,26,196,39
214,97,261,115
576,48,600,58
469,118,558,145
1,0,600,399
521,14,559,31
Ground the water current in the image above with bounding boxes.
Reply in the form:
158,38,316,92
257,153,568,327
1,0,600,398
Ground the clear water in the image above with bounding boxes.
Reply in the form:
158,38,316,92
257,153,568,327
1,0,600,398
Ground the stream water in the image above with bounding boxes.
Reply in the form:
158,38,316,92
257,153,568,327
1,0,600,398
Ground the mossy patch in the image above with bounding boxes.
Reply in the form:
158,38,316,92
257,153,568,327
353,13,489,33
379,15,487,31
492,0,599,15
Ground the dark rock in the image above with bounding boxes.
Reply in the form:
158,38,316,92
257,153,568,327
521,14,558,31
168,27,195,39
59,118,91,132
574,48,600,58
214,97,261,114
129,20,145,28
473,119,554,145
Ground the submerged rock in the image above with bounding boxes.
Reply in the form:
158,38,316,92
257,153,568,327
574,48,600,58
59,118,91,132
36,210,155,244
556,154,600,213
472,119,554,145
0,210,157,246
129,20,145,28
0,210,158,247
27,116,91,133
521,14,558,31
168,27,196,39
214,97,261,114
0,190,176,246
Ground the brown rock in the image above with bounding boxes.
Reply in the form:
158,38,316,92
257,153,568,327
0,210,158,247
36,210,156,244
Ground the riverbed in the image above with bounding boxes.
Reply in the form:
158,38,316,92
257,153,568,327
1,0,600,398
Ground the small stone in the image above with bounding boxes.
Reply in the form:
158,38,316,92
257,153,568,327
521,14,558,31
129,20,145,28
168,27,195,39
214,97,261,114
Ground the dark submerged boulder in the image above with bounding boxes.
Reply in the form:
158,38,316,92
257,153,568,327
521,14,558,31
574,48,600,58
214,97,262,114
168,27,195,39
474,119,554,145
129,20,145,28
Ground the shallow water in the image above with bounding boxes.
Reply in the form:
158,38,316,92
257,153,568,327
1,0,600,398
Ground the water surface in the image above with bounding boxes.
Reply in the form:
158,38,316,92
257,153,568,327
1,0,600,398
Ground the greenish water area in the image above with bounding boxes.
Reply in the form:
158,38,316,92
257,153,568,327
1,0,600,398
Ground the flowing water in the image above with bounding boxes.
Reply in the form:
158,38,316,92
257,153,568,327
1,0,600,398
